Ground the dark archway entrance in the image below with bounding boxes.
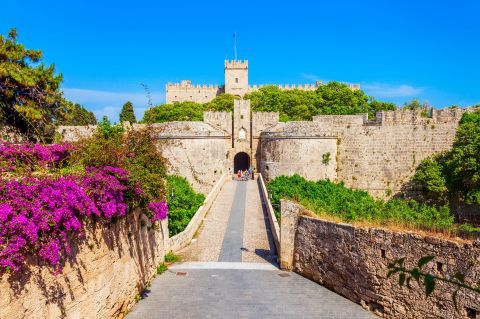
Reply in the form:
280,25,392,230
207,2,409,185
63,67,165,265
234,152,250,172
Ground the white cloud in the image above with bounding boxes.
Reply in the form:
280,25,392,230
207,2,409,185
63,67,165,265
62,88,164,122
300,73,322,82
361,83,423,98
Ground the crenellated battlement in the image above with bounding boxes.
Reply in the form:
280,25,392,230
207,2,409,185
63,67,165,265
166,80,224,104
166,80,222,90
224,60,248,69
368,107,470,126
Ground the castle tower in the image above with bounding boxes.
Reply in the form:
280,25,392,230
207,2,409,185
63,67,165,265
224,60,249,97
231,99,252,172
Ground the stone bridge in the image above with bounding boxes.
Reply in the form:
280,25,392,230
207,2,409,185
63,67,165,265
127,177,373,319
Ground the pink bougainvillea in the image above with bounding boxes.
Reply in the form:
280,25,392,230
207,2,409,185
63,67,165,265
0,143,168,274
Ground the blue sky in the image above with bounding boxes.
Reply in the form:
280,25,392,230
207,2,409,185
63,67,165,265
2,0,479,121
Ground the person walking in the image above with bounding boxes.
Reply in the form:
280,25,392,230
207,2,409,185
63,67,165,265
248,166,254,180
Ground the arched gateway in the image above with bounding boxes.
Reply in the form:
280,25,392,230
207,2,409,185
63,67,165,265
233,152,250,172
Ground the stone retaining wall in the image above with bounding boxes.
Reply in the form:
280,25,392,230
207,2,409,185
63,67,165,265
0,211,167,319
280,200,480,318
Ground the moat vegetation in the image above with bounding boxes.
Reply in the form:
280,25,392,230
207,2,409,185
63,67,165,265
142,83,396,123
267,174,479,235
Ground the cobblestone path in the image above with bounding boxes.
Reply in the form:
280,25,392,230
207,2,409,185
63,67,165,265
127,178,373,319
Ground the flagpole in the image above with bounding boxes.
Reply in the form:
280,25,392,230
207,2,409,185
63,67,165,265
234,32,237,61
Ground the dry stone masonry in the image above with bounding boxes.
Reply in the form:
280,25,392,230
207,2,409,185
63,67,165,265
281,200,480,319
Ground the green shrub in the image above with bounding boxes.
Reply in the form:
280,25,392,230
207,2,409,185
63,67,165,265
413,109,480,205
164,251,179,263
70,124,167,210
166,175,205,236
267,174,454,232
156,262,168,275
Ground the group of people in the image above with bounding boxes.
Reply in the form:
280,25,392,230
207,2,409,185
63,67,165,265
236,166,254,181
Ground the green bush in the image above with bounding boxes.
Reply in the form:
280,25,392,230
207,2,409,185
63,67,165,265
70,123,167,210
413,109,480,205
267,174,455,232
166,175,205,236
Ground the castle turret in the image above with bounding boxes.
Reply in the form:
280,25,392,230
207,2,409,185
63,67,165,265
224,60,249,97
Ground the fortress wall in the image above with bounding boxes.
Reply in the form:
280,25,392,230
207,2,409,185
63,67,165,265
336,121,460,197
165,83,223,104
260,137,337,182
204,111,232,135
157,137,228,194
252,112,279,137
57,125,97,142
281,200,480,319
260,109,466,198
334,109,465,197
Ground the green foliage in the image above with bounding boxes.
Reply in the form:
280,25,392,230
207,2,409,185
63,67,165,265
166,175,205,236
0,28,94,141
156,262,168,274
412,157,447,198
56,102,97,126
322,152,331,165
70,124,167,209
267,174,454,231
246,82,396,121
388,256,480,309
143,101,204,123
119,101,137,123
413,109,480,205
404,98,424,110
205,94,238,112
96,116,124,139
164,251,179,263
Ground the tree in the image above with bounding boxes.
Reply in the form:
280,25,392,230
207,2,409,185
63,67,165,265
404,98,423,110
0,28,66,142
142,101,204,123
56,101,97,126
119,101,137,123
413,109,480,205
205,94,238,112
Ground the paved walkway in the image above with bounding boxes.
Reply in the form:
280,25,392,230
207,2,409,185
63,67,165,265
127,178,373,319
178,179,276,264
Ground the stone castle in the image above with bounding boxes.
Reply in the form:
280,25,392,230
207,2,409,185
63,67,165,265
165,60,360,104
59,96,468,198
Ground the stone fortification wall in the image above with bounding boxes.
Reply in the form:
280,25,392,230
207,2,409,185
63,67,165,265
0,210,167,319
166,80,224,104
145,122,230,194
261,108,468,198
203,111,232,135
0,125,27,143
56,125,97,142
281,200,480,319
260,128,338,181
